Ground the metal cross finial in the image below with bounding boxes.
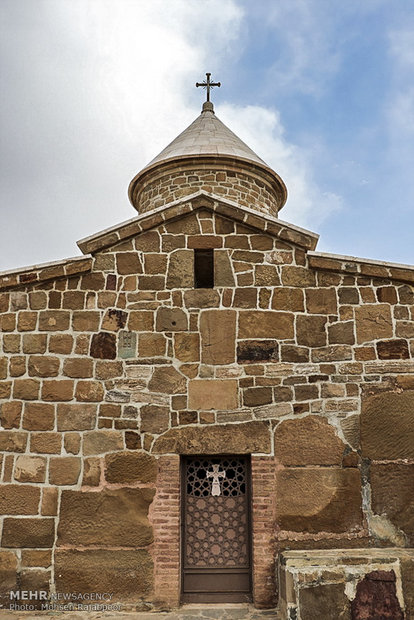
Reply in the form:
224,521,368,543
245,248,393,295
207,464,226,496
196,72,221,103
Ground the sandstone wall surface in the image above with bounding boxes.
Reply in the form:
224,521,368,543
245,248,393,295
0,203,413,610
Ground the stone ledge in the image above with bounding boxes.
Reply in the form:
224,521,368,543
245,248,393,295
0,256,93,291
309,251,414,283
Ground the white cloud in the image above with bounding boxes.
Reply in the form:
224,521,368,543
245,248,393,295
217,103,343,229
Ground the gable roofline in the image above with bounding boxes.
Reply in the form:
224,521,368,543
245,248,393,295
77,190,319,255
308,251,414,284
0,255,93,291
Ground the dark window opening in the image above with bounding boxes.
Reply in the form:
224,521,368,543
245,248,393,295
194,249,214,288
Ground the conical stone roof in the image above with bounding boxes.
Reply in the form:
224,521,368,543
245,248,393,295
147,103,268,168
128,102,287,217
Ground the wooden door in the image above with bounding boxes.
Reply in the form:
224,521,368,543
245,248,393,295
181,455,252,603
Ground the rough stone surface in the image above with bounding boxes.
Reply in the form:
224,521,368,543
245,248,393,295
57,488,155,546
370,463,414,544
105,451,157,484
0,484,40,514
200,310,236,364
275,416,345,465
140,404,170,433
54,549,153,601
361,390,414,459
148,366,186,394
188,379,238,410
90,332,116,359
14,455,46,483
355,304,393,343
351,570,403,620
239,311,294,339
299,583,350,620
153,421,271,454
276,468,362,532
2,518,55,547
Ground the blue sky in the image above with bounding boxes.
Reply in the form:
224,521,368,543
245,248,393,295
1,0,413,270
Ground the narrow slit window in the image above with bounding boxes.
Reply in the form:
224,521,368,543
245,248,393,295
194,249,214,288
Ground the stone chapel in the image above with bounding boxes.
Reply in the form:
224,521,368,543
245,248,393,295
0,79,413,618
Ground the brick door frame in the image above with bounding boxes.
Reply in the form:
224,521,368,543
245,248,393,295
149,453,277,609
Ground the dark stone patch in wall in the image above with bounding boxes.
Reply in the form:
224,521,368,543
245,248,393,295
351,570,403,620
237,340,279,363
376,338,409,359
90,332,116,359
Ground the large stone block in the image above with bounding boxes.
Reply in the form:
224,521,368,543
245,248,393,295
214,250,235,286
174,332,200,362
116,252,142,274
28,355,60,377
299,583,350,620
57,403,97,430
200,310,236,365
0,550,17,607
370,463,414,544
275,416,345,465
276,468,362,532
105,451,157,483
83,430,123,455
153,421,271,454
296,315,327,347
238,311,294,339
57,488,155,547
361,390,414,459
156,307,188,331
90,332,116,359
0,431,27,452
376,339,409,359
2,518,55,547
355,304,392,343
49,457,81,485
148,366,186,394
23,402,55,431
237,340,278,364
305,288,338,314
140,404,170,433
271,287,304,312
188,379,238,410
167,249,194,288
0,485,40,514
54,549,153,602
14,455,46,483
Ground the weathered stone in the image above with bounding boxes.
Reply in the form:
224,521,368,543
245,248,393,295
232,288,257,308
144,252,167,274
2,518,55,547
22,333,47,354
174,332,200,362
116,252,142,274
14,456,46,483
148,366,186,394
41,488,58,516
83,430,123,455
0,485,41,514
138,332,165,358
138,275,165,290
13,378,40,400
57,403,97,431
75,380,104,402
188,379,238,410
135,230,160,252
351,570,403,620
299,583,351,620
377,286,398,304
237,340,278,363
244,387,272,407
118,330,137,358
90,332,116,359
8,355,25,376
30,432,61,454
340,414,360,449
311,344,353,362
276,468,362,532
42,380,74,401
153,421,271,454
239,311,294,339
294,384,319,401
95,360,123,379
3,334,21,353
54,549,153,600
376,338,409,359
140,404,170,433
280,344,309,363
21,549,52,567
281,266,316,287
101,308,128,331
305,288,338,314
328,321,355,344
156,306,188,331
63,357,93,378
17,311,37,331
128,310,154,331
296,315,327,347
370,463,414,544
57,487,155,546
23,402,55,431
271,287,304,311
49,333,73,354
361,390,414,459
184,289,219,310
38,310,70,331
105,451,157,483
28,355,60,377
82,457,101,486
80,272,105,290
0,550,17,606
72,311,100,332
275,416,345,465
49,457,81,485
355,304,392,343
200,310,236,365
338,287,360,304
167,249,194,288
214,250,235,286
0,401,22,428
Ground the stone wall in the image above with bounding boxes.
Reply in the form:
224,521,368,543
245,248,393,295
0,199,413,611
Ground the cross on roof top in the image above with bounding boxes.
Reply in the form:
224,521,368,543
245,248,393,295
196,72,221,103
